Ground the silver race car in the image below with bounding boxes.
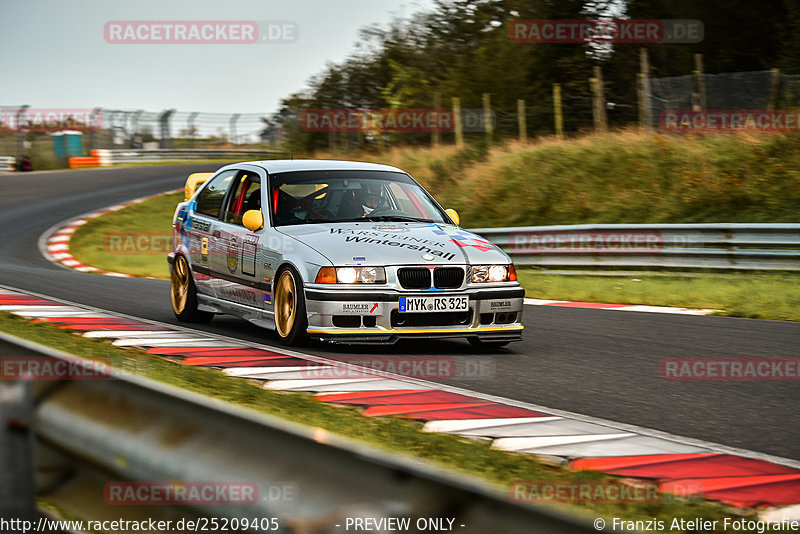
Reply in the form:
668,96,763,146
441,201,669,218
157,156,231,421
168,160,524,346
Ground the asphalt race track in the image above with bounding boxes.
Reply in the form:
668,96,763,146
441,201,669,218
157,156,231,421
1,165,798,460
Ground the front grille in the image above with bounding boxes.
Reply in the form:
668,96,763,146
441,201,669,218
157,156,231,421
398,267,431,289
391,310,472,327
433,267,463,289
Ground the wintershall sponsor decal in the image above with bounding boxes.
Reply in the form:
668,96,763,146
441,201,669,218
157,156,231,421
510,480,663,504
331,228,458,261
509,19,703,44
661,110,800,133
104,481,259,505
104,20,298,44
510,230,664,253
0,107,101,132
661,358,800,381
1,356,111,380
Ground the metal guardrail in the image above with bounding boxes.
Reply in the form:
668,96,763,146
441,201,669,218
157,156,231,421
93,148,284,165
0,332,602,533
0,156,15,172
471,223,800,271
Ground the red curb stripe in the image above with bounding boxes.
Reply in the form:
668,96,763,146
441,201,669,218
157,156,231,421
320,390,486,406
366,403,545,420
663,474,800,493
315,390,435,402
697,478,800,508
183,356,309,367
59,325,172,332
146,347,267,356
581,454,799,480
572,453,717,471
364,402,495,417
34,318,149,325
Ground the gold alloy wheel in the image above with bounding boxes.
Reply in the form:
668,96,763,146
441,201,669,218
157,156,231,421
274,270,297,338
171,256,190,314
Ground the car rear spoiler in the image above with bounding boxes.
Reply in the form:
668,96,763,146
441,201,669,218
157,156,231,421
184,172,214,201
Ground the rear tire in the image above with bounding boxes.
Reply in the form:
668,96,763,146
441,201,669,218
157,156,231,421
170,255,214,323
273,266,309,346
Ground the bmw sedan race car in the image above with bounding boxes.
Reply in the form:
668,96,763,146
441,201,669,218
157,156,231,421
168,160,524,347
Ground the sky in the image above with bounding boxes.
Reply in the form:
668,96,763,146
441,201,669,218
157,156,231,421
1,0,434,115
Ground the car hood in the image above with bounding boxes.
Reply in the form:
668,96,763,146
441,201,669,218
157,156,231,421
277,222,510,266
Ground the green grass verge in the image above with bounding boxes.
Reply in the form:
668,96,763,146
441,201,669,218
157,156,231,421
68,191,183,278
0,310,748,529
518,270,800,321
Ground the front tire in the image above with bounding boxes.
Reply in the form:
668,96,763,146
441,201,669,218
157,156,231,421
273,266,309,346
171,255,213,323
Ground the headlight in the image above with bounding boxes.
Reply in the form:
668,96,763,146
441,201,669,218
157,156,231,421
470,264,516,283
315,266,386,284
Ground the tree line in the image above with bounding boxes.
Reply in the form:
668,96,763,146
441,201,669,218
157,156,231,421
267,0,800,151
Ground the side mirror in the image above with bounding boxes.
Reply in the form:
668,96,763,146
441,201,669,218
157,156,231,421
445,208,460,226
242,210,264,231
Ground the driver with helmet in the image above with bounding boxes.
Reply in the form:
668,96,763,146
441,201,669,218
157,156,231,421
357,184,384,216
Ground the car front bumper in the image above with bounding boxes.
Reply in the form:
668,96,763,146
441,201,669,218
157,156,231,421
304,286,524,344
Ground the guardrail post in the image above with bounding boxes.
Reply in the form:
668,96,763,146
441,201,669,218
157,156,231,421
0,376,36,525
15,105,29,170
187,112,199,148
159,109,175,149
229,114,240,145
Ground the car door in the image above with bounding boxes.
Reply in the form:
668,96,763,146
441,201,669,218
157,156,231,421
187,169,238,297
209,168,270,310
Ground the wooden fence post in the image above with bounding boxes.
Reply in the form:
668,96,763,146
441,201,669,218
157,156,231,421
453,97,464,147
553,84,564,140
517,99,527,143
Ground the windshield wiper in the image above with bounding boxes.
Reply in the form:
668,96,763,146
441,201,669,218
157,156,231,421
361,215,434,223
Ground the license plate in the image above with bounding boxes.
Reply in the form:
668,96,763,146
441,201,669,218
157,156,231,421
399,296,469,313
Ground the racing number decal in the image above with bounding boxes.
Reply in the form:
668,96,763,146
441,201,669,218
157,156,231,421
242,235,257,277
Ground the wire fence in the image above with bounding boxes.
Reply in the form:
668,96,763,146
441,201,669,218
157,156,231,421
2,67,800,169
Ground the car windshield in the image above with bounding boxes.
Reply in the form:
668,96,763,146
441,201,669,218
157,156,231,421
269,170,450,226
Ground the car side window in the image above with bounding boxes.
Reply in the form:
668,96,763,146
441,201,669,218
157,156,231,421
221,171,262,225
195,170,237,218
